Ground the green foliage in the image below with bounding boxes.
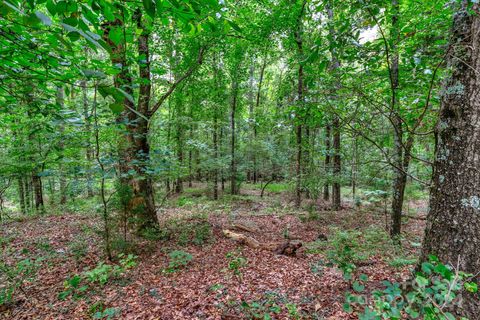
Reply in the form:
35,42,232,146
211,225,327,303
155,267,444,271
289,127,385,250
327,230,360,280
233,291,302,320
0,258,39,306
164,250,193,273
59,254,137,300
345,256,478,320
226,250,247,280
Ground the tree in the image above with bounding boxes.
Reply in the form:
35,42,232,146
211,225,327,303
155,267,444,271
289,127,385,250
421,1,480,317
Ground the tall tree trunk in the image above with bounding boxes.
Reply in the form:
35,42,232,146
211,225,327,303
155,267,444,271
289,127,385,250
220,127,225,191
230,79,239,195
103,14,157,230
57,87,67,205
390,0,404,238
294,0,306,208
248,60,255,183
327,2,341,210
17,176,26,214
134,13,157,228
324,125,331,201
32,172,43,211
332,117,341,210
24,177,31,211
421,2,480,317
175,98,184,194
213,55,220,200
81,80,94,197
254,58,267,184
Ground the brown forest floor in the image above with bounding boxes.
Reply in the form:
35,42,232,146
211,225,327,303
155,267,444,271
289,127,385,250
0,184,427,319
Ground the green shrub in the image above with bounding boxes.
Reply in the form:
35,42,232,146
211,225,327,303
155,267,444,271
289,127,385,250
344,256,478,320
0,258,39,306
327,230,360,280
165,250,193,273
59,254,137,300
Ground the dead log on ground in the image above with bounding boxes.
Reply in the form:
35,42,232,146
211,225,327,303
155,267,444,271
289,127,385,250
223,229,302,256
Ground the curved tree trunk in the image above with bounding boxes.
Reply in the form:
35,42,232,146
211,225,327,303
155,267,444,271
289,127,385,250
421,2,480,317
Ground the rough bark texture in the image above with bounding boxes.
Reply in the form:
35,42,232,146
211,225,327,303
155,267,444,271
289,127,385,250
103,15,157,230
421,2,480,317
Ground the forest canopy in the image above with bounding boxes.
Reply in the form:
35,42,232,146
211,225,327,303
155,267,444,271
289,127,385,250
1,0,480,319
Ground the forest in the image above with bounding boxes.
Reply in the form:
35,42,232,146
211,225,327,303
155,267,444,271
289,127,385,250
1,0,480,319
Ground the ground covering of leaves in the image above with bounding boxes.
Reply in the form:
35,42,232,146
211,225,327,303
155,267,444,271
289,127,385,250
0,186,426,319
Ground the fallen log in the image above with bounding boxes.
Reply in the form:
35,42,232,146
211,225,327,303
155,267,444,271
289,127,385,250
231,221,259,233
223,229,302,256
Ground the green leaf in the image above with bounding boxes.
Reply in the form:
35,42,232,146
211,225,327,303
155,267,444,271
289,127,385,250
35,11,52,26
108,27,123,46
109,103,124,114
464,282,478,293
353,281,365,292
343,302,353,313
227,19,242,33
143,0,156,18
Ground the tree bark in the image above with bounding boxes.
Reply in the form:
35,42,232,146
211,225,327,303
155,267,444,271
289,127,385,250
294,0,306,208
103,14,157,230
17,176,26,214
389,0,404,238
57,87,67,205
32,172,43,211
230,78,239,195
81,80,94,197
421,2,480,317
332,117,341,210
324,125,331,201
327,2,341,210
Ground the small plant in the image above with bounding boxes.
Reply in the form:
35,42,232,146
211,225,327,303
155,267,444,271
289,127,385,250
58,274,88,300
226,250,247,280
59,254,137,300
92,305,121,320
344,256,479,320
327,230,360,280
0,258,39,307
232,292,302,320
285,303,300,320
164,250,193,273
84,263,115,286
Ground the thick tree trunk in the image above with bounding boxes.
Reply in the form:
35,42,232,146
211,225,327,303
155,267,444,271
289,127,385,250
102,15,158,230
32,172,43,211
421,2,480,317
